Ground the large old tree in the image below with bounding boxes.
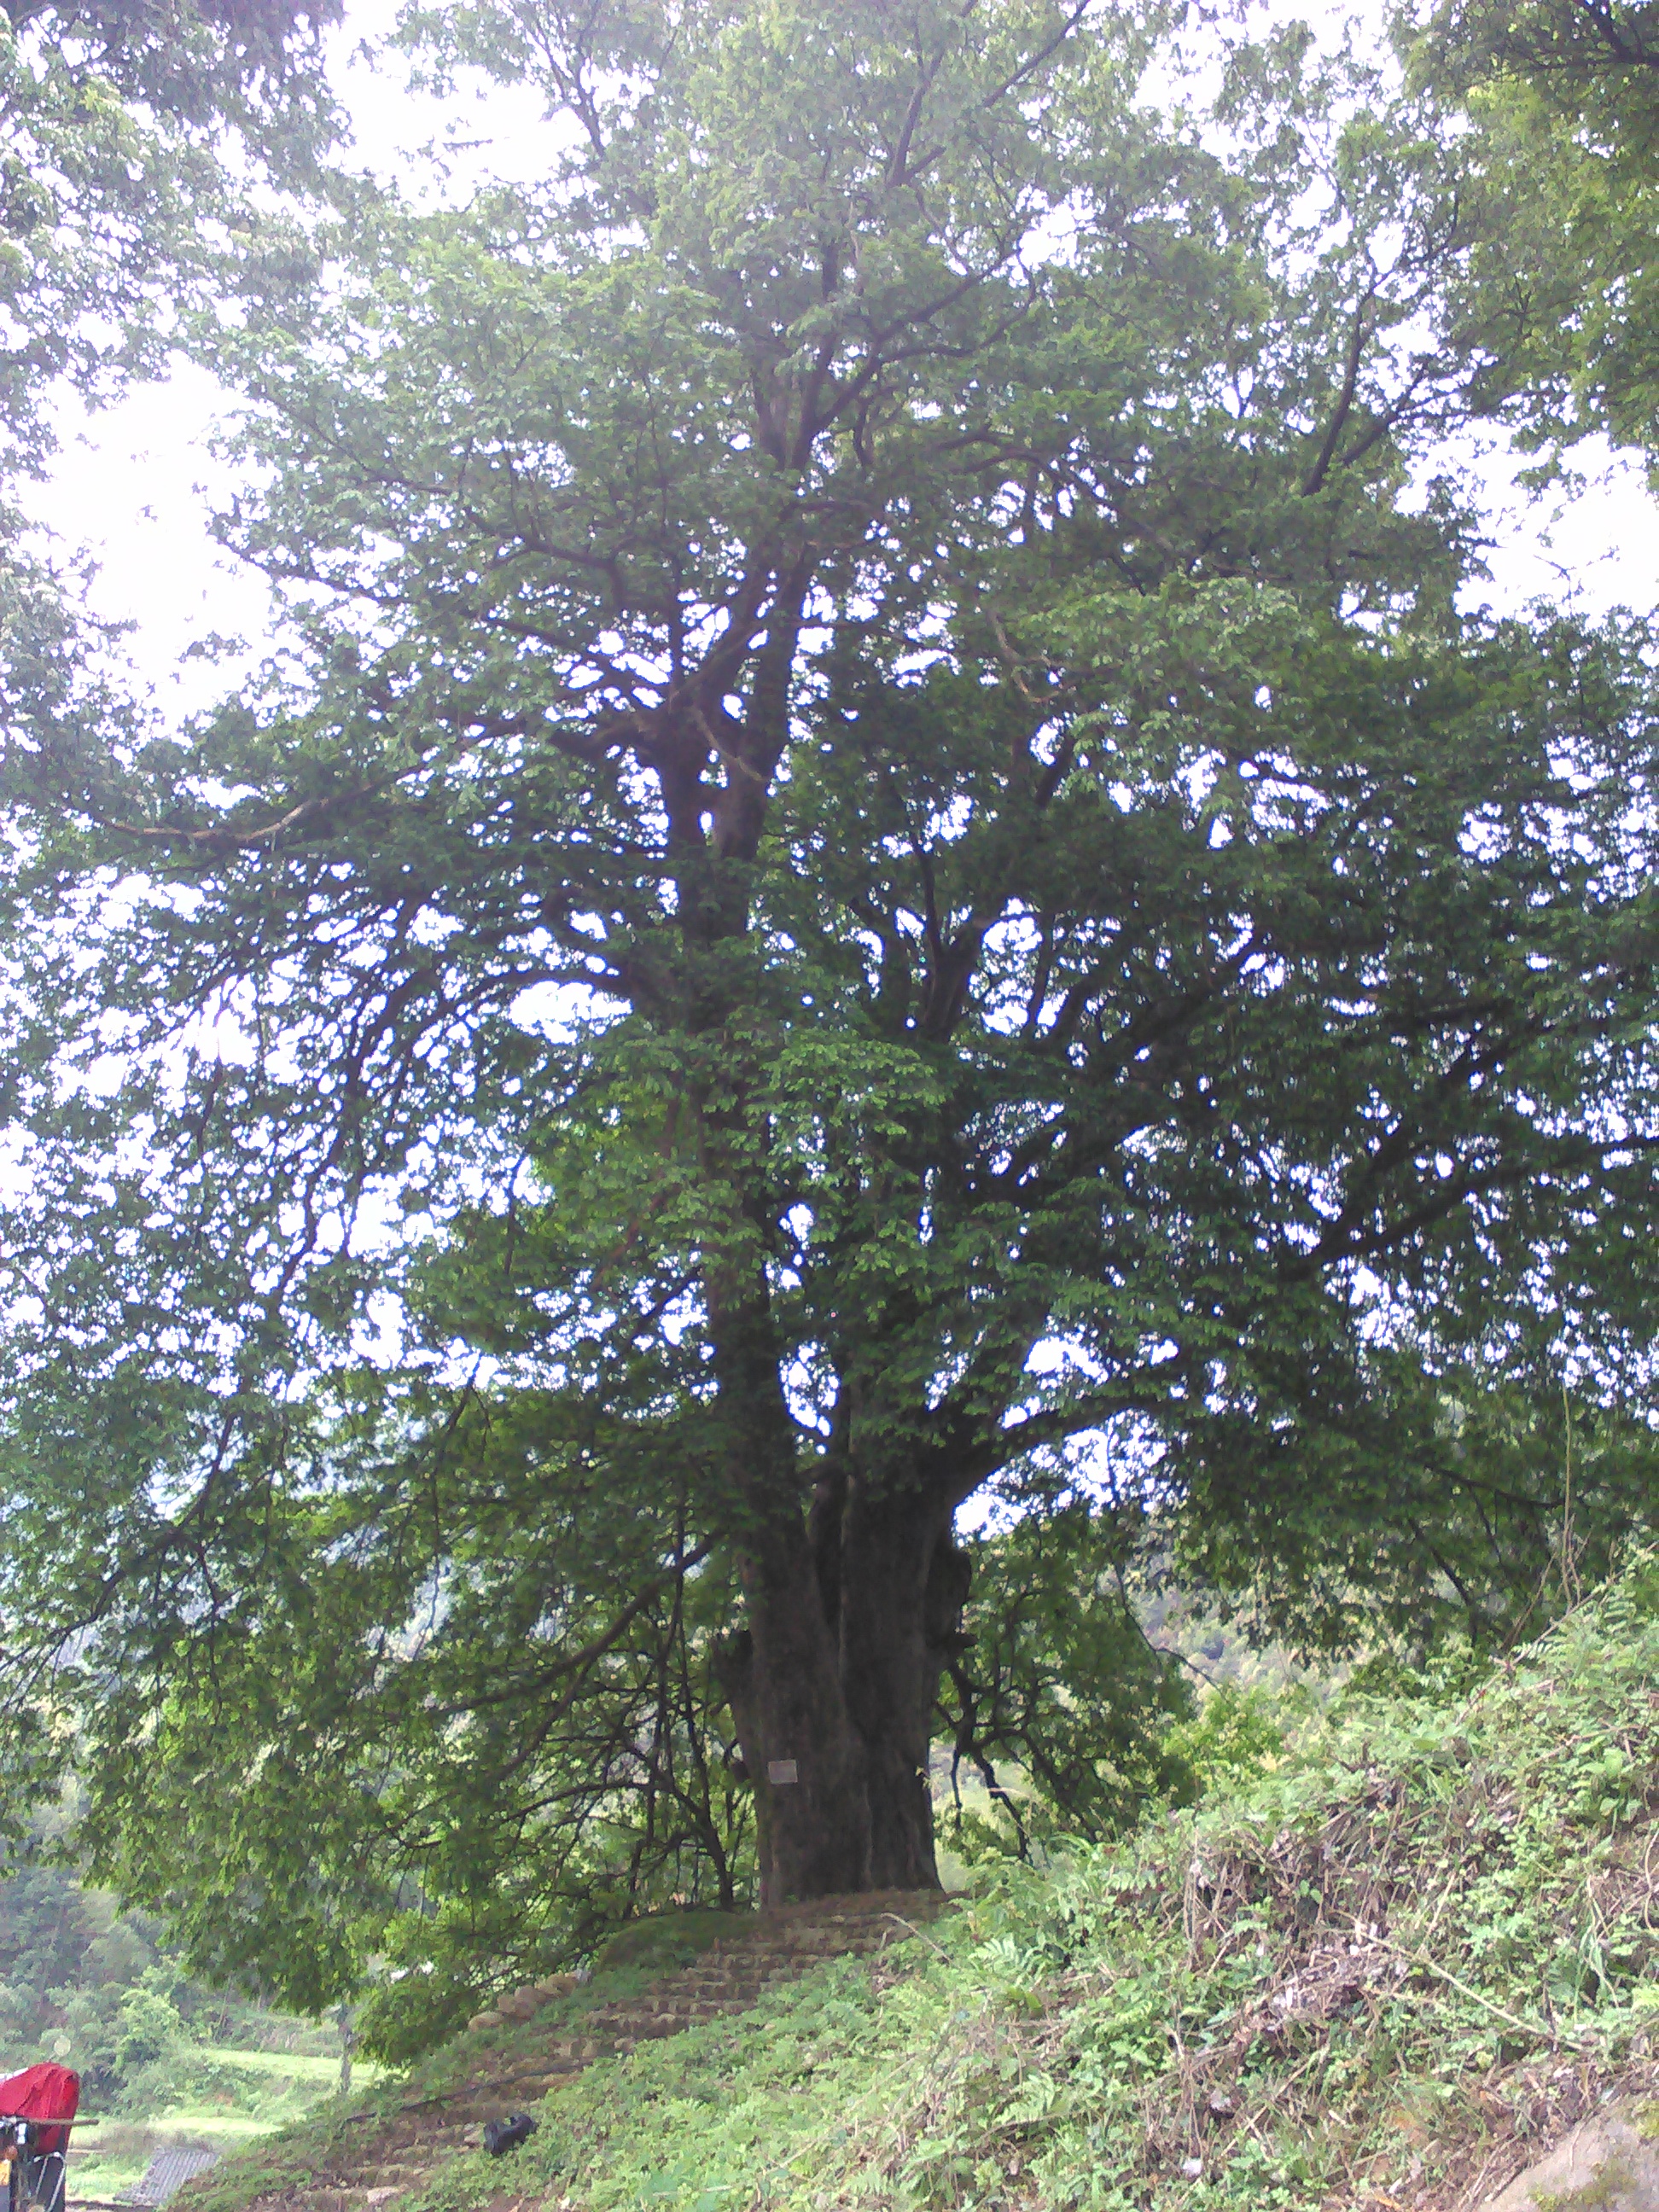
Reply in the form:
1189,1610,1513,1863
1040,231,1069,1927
0,0,1656,2040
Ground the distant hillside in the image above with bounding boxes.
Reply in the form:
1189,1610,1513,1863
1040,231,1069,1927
171,1551,1659,2212
0,1858,340,2091
0,1847,366,2200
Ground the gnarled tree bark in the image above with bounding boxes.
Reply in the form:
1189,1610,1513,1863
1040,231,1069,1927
717,1473,972,1902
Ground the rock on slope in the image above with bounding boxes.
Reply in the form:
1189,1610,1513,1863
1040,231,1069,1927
1476,2101,1659,2211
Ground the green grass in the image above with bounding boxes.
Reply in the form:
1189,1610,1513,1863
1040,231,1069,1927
184,2049,382,2084
73,2126,262,2203
70,2052,386,2197
153,2110,328,2139
593,1909,739,1976
183,1553,1659,2212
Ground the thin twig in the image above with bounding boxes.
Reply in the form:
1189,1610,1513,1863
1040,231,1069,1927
882,1912,953,1962
1369,1931,1570,2045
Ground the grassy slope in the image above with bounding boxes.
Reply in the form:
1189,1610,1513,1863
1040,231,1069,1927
187,1556,1659,2212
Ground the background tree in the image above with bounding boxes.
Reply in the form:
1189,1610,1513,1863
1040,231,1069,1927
0,0,1655,2047
0,1809,350,2124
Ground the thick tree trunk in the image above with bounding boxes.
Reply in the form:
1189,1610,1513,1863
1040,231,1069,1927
718,1476,969,1903
718,1540,873,1900
667,784,972,1901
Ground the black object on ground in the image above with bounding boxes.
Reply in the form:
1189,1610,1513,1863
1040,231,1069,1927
483,2115,538,2157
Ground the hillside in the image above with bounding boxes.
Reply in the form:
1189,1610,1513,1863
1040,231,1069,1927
175,1557,1659,2212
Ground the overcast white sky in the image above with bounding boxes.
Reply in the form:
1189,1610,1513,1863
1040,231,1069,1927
22,0,1659,726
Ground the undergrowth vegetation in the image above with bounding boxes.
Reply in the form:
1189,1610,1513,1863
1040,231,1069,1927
191,1556,1659,2211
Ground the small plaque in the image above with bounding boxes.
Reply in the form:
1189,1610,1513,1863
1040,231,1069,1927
766,1758,799,1785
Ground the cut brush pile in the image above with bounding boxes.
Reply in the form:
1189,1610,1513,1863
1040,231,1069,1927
180,1555,1659,2212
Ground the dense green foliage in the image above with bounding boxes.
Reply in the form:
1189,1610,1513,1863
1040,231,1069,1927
0,0,336,456
1412,0,1659,466
186,1552,1659,2212
0,1836,363,2198
0,0,1653,2044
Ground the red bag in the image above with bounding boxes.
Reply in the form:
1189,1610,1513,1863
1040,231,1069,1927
0,2065,79,2153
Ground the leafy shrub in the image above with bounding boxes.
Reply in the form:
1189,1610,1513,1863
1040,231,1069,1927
1161,1681,1287,1800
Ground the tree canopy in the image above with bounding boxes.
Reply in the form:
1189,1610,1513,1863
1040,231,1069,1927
0,0,1654,2052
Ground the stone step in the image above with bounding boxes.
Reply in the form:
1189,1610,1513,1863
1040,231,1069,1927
243,1901,958,2212
499,2044,619,2079
498,2059,607,2086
